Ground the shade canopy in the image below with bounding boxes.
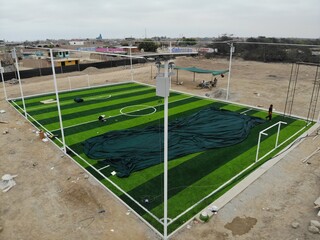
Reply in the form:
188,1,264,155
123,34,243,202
174,66,229,76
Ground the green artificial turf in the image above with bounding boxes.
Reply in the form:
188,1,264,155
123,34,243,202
9,82,313,234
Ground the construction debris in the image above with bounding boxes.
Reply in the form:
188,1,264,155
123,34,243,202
291,221,300,229
0,174,18,192
314,196,320,209
302,147,320,163
308,225,320,234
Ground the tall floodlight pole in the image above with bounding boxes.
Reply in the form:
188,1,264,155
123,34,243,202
129,44,134,81
13,48,27,118
156,59,170,240
226,42,234,101
0,61,7,100
50,49,66,154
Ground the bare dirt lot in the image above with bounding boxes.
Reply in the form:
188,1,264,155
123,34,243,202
0,57,319,240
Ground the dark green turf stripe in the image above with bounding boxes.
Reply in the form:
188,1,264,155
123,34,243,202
24,86,155,113
48,94,189,130
33,93,159,124
24,87,154,115
55,96,207,138
18,82,138,105
34,93,187,130
122,115,297,212
65,100,225,158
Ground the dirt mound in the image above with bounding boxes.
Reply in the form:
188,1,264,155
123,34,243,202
82,67,100,74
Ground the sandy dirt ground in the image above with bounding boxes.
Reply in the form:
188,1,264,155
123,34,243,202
0,57,319,240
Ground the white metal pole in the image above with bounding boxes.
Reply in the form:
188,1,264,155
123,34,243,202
255,132,268,162
14,48,27,118
163,61,169,240
0,61,7,100
255,133,262,162
275,123,281,148
129,45,133,81
50,49,67,154
226,42,233,101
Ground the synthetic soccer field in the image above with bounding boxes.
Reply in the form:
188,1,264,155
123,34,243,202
9,81,312,234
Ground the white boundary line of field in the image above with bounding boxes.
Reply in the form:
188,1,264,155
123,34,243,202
8,80,317,238
8,84,194,228
6,98,164,239
10,99,162,222
19,86,152,112
134,80,313,122
19,85,153,113
7,80,133,101
167,120,308,226
168,122,319,238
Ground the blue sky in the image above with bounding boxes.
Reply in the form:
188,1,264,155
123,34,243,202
0,0,319,41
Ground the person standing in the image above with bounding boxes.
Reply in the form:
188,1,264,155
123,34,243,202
266,104,273,121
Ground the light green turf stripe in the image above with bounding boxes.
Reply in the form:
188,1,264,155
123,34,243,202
109,152,204,192
65,98,213,145
25,86,153,113
32,91,158,121
112,117,306,193
22,82,139,103
148,119,307,218
46,94,189,130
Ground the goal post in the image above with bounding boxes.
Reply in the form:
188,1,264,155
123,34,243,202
255,121,287,162
67,74,91,91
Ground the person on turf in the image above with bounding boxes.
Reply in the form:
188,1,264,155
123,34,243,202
266,104,273,121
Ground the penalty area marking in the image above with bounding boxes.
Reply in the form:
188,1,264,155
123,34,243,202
241,108,252,115
98,165,110,171
120,105,157,117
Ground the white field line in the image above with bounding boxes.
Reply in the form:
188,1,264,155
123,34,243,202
9,99,51,134
167,121,309,229
54,137,163,225
240,108,252,114
98,165,110,171
8,94,164,238
51,95,193,132
24,86,153,112
134,80,317,123
46,138,163,238
8,80,133,101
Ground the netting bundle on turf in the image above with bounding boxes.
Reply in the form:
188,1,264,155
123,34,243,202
83,107,265,177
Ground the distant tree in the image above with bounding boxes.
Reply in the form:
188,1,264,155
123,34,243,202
178,37,197,46
206,34,234,56
138,39,158,52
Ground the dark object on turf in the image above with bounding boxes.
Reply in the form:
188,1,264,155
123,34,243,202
74,97,84,103
83,107,265,177
98,115,106,122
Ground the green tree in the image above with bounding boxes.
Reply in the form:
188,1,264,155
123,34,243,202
178,37,197,46
138,39,158,52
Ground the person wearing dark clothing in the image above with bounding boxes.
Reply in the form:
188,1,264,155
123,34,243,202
266,104,273,121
